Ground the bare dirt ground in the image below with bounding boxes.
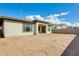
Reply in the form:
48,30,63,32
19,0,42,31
0,33,76,56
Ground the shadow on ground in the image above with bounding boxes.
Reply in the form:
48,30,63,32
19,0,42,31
61,34,79,56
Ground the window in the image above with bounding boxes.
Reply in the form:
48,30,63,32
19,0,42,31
23,23,32,32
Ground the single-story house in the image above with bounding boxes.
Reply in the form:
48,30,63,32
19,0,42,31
51,24,68,29
0,16,52,37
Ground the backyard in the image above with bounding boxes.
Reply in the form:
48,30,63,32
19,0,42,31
0,33,76,56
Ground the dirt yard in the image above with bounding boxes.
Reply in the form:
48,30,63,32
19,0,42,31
0,33,76,56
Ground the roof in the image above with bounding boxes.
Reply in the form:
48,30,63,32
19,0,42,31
0,16,33,23
0,16,48,24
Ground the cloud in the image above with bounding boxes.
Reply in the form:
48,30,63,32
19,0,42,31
25,15,44,20
61,11,70,15
33,15,44,20
45,14,53,19
53,11,70,17
25,14,79,27
45,17,61,24
61,22,72,26
25,15,34,20
25,14,68,24
45,11,71,24
25,11,71,25
45,14,63,24
53,14,60,17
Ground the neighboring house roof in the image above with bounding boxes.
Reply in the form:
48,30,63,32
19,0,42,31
0,16,48,24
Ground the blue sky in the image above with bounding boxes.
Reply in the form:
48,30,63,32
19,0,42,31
0,3,79,23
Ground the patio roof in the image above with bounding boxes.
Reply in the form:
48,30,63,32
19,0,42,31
34,19,48,24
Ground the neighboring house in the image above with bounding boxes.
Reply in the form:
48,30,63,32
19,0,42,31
0,16,52,37
51,24,68,29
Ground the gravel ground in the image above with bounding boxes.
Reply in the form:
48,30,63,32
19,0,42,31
0,33,76,56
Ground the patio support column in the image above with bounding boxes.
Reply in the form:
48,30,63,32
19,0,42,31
35,22,38,35
46,25,48,33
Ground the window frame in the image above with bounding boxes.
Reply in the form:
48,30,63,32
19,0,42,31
23,23,33,32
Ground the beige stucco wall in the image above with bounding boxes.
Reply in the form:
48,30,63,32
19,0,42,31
3,20,34,37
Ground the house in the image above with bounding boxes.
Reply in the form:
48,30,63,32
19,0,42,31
51,24,68,29
0,16,52,37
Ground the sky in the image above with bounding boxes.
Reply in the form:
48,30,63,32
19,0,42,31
0,3,79,25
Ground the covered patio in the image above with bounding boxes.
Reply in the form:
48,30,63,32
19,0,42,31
34,20,48,35
38,24,46,33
